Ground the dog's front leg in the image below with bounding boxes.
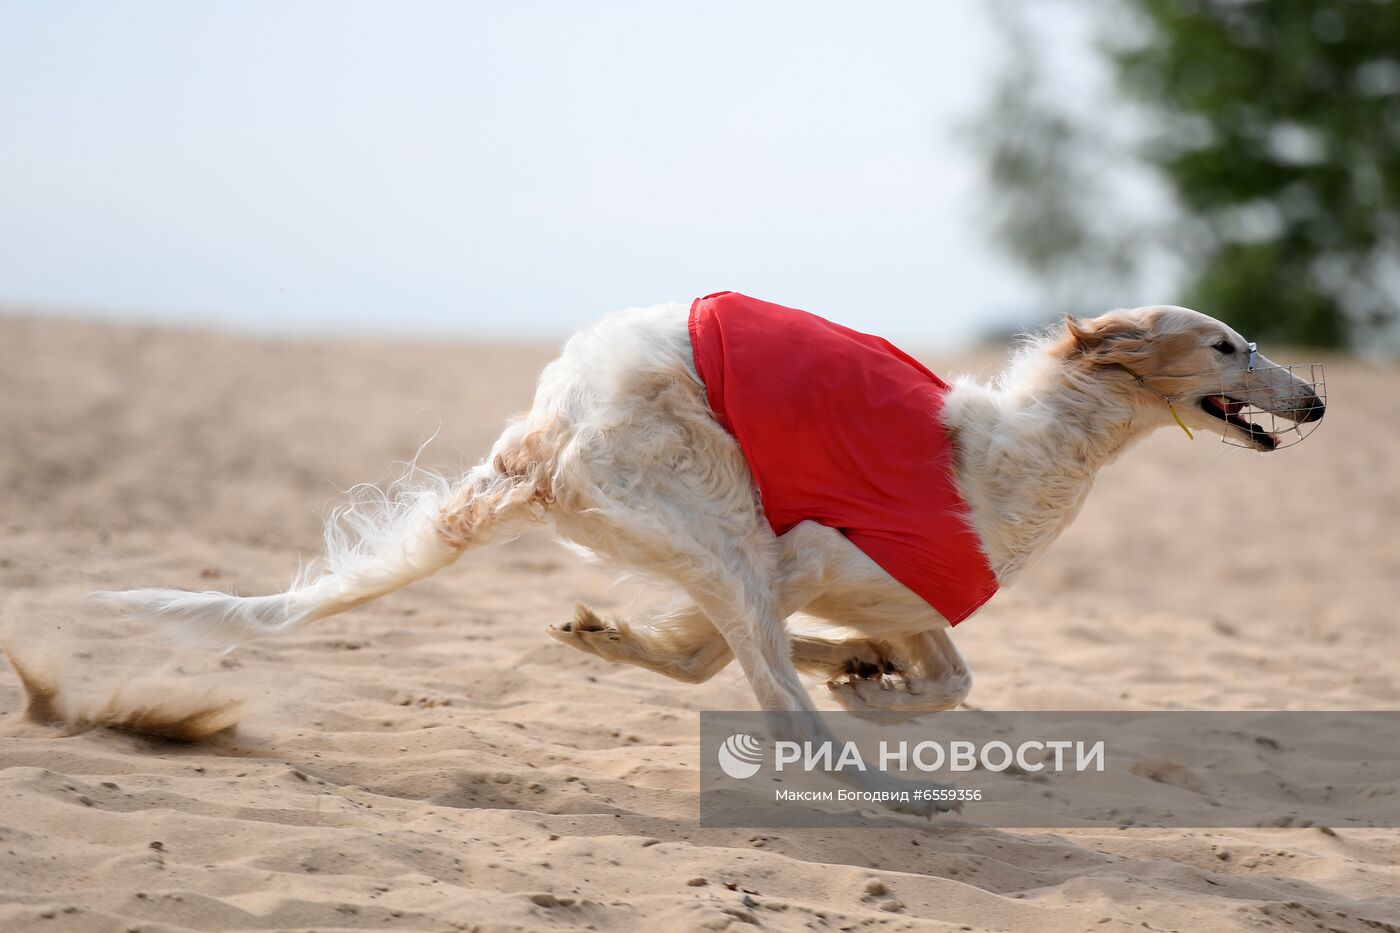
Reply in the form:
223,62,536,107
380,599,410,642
824,628,973,719
681,541,958,816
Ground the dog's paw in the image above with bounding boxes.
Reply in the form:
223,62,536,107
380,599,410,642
825,678,868,711
825,676,908,717
547,604,623,653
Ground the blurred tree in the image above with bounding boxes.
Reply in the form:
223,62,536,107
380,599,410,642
969,9,1143,318
976,0,1400,348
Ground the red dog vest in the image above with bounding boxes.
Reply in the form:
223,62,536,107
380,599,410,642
688,291,999,625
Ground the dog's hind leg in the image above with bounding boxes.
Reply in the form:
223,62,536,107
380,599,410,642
549,606,884,687
547,602,734,684
547,521,858,684
435,419,559,550
547,521,932,689
97,419,557,650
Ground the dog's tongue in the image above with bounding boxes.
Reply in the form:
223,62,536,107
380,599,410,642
1250,422,1280,448
1206,396,1245,416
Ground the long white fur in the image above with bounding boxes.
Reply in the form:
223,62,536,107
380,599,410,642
100,301,1320,812
96,465,461,650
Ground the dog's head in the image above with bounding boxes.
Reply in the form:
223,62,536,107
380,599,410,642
1060,306,1325,452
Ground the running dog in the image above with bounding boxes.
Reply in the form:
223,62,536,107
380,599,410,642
102,292,1324,811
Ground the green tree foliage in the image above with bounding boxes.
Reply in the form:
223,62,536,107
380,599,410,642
979,0,1400,348
970,12,1141,314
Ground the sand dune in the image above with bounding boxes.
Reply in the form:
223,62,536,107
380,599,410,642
2,314,1397,931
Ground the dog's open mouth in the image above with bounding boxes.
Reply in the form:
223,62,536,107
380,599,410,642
1199,396,1278,451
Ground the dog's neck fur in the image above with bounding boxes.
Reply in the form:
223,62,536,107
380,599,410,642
943,341,1165,586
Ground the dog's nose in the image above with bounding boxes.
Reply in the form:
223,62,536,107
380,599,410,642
1299,393,1325,423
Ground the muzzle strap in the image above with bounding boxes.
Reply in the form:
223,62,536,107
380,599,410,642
1115,362,1195,440
1115,357,1326,450
1223,360,1326,450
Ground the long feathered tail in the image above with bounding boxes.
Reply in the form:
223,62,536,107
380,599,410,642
96,467,462,652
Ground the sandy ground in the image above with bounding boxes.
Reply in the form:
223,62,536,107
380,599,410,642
1,313,1398,932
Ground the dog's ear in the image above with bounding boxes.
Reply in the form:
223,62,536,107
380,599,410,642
1061,314,1150,366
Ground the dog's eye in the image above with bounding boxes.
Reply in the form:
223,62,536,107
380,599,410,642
1213,340,1236,354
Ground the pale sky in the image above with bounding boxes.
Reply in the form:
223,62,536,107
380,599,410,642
0,2,1096,346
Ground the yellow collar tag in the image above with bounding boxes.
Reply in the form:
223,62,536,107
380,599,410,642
1117,363,1194,440
1166,403,1194,440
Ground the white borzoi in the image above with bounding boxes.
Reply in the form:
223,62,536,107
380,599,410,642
102,301,1324,812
